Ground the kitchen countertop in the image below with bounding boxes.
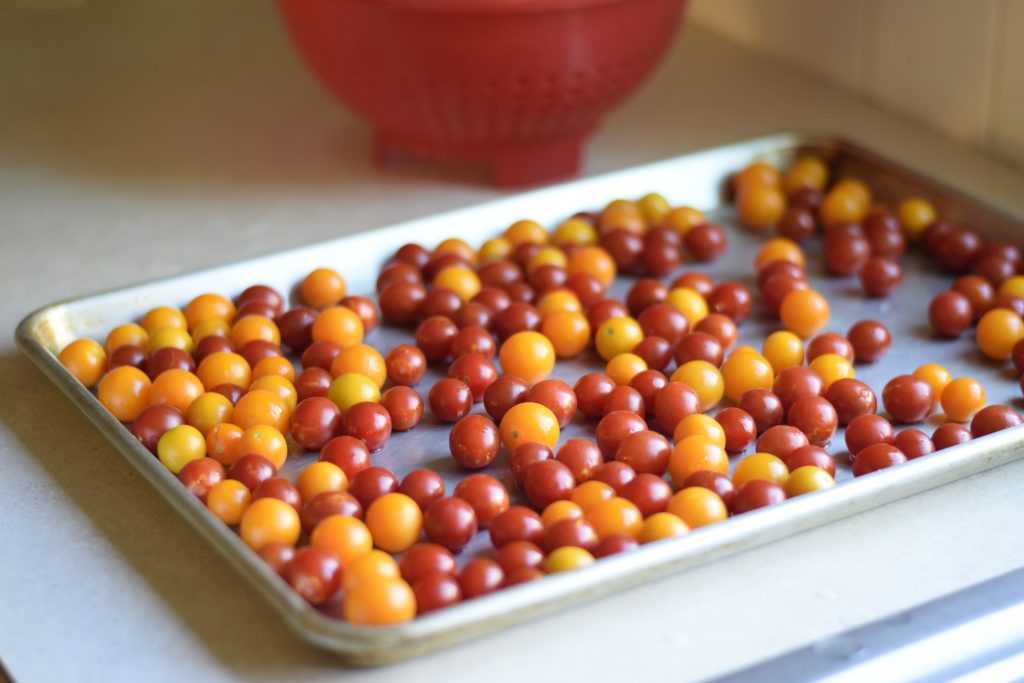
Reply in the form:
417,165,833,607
3,3,1024,682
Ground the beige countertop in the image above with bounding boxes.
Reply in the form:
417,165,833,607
2,3,1024,682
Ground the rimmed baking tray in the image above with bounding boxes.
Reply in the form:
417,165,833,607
16,132,1024,666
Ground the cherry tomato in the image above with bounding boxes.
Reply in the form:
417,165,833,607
499,331,556,385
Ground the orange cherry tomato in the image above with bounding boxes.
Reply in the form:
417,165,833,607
300,267,347,309
230,315,280,349
98,366,152,422
235,424,289,469
541,311,591,358
232,389,289,432
499,332,555,385
365,492,423,553
343,578,417,625
149,369,205,414
240,497,301,550
331,344,387,387
197,351,251,390
184,293,236,330
499,401,560,451
58,338,107,388
311,306,364,349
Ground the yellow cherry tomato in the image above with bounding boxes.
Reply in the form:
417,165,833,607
185,391,234,435
671,360,724,411
527,246,568,274
762,330,805,373
434,265,482,302
543,546,595,573
594,316,644,361
733,452,789,488
328,373,381,413
157,424,206,474
784,465,835,496
639,512,689,543
1000,276,1024,301
809,353,855,390
638,192,672,225
898,197,936,239
479,237,512,264
147,327,194,355
666,287,708,327
552,217,597,247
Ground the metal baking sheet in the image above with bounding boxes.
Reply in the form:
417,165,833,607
15,132,1024,666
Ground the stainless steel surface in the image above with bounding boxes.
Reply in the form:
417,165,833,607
718,567,1024,683
15,132,1024,665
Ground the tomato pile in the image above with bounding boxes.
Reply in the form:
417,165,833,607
56,154,1024,626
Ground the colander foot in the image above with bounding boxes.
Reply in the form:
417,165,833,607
491,136,585,187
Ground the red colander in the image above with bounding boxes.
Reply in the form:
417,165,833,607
278,0,687,186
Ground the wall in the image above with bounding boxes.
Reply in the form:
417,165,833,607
690,0,1024,170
